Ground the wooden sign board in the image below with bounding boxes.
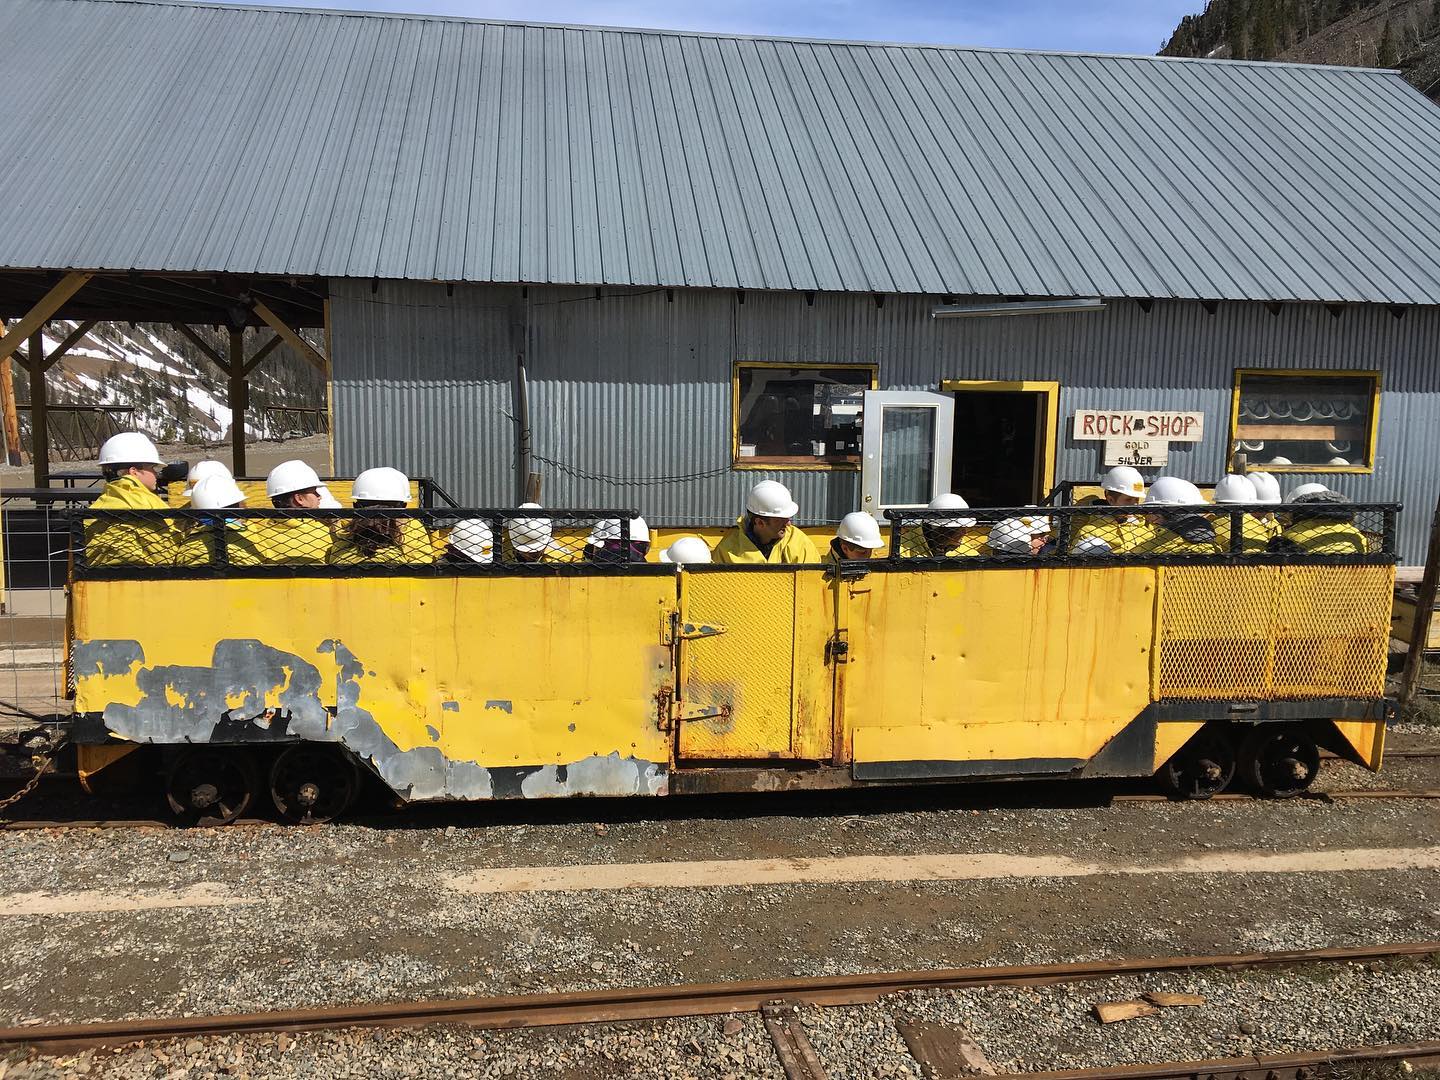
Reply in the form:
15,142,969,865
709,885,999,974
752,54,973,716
1073,410,1204,443
1104,438,1169,467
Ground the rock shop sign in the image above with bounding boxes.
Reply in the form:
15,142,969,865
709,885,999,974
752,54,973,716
1071,410,1205,468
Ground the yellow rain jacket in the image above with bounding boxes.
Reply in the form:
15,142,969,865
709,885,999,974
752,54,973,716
897,526,986,558
1067,515,1152,555
84,476,178,565
1275,519,1370,555
1211,513,1281,554
244,518,335,565
713,518,821,565
174,523,266,567
329,518,441,566
1136,517,1221,556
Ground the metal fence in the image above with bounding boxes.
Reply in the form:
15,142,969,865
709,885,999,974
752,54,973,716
17,404,134,461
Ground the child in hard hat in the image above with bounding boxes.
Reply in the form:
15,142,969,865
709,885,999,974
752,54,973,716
329,468,438,565
714,482,820,564
986,514,1052,556
585,517,651,564
1272,489,1369,554
1068,466,1151,554
174,474,265,567
1136,477,1220,555
1209,474,1279,553
251,459,334,564
829,512,886,561
504,503,576,564
659,536,713,566
85,432,178,565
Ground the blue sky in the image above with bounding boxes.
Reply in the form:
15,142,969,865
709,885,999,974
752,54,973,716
244,0,1204,55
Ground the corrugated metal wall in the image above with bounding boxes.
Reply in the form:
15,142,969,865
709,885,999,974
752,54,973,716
332,280,1440,561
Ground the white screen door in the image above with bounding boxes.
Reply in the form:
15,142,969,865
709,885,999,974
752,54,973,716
861,391,955,522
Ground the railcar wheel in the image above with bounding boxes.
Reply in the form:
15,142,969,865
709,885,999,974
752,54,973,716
269,746,359,824
164,748,258,826
1160,727,1235,800
1237,725,1320,798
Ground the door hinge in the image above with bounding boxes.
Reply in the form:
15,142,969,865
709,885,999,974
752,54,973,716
677,620,727,640
826,634,850,664
655,687,730,731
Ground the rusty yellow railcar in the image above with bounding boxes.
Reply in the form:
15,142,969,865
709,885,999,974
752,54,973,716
65,502,1398,823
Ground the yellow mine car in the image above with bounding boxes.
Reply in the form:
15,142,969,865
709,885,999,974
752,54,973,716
65,498,1398,824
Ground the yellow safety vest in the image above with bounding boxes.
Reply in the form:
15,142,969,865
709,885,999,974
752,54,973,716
1277,519,1370,555
174,523,266,567
1067,515,1152,555
713,518,821,565
244,517,335,565
329,518,440,566
84,477,178,565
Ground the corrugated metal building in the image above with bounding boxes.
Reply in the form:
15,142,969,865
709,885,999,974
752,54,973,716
3,0,1440,559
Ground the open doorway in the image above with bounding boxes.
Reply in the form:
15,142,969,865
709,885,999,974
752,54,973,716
942,380,1059,506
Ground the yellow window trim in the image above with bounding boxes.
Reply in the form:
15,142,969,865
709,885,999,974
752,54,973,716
732,361,879,472
1229,368,1380,475
939,379,1061,499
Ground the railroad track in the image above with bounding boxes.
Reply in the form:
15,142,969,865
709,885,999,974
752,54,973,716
2,941,1437,1067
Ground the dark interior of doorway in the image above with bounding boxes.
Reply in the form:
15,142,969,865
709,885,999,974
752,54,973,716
951,391,1042,507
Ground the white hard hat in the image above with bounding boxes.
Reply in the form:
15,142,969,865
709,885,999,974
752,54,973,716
927,492,977,528
450,519,493,564
509,502,553,553
1247,471,1282,504
189,473,247,511
183,459,232,497
987,517,1045,555
1266,456,1293,466
746,480,799,519
352,467,411,503
1212,474,1257,504
588,516,650,545
1286,482,1330,502
266,459,323,499
98,431,163,467
1144,476,1205,506
660,536,712,565
836,512,884,550
1073,535,1114,555
1101,465,1146,498
316,485,342,509
1327,457,1350,466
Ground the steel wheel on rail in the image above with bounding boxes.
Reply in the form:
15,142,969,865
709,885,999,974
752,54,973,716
1159,725,1236,800
269,745,360,824
164,748,258,826
1237,724,1320,798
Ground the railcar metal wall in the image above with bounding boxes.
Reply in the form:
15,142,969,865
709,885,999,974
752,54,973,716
331,279,1440,562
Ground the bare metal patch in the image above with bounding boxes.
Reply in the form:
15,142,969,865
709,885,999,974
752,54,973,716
519,752,668,798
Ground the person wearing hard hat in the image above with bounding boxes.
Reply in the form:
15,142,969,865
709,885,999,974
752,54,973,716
329,467,438,565
1069,465,1151,554
446,519,494,565
713,481,820,565
247,459,334,564
829,512,886,562
85,432,178,565
1272,489,1369,554
659,536,713,566
920,493,984,557
174,474,265,567
585,516,651,564
1136,477,1220,555
1209,474,1277,553
177,459,232,507
504,503,575,563
986,513,1052,556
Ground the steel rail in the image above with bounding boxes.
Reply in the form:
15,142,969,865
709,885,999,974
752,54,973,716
2,942,1436,1054
993,1041,1440,1080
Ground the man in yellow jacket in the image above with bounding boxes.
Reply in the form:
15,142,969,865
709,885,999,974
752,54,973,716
1272,488,1370,554
85,432,177,565
714,481,821,564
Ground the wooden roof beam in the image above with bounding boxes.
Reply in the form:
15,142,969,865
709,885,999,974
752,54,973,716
0,272,92,365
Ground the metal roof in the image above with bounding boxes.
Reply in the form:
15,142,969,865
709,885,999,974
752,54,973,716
4,0,1440,304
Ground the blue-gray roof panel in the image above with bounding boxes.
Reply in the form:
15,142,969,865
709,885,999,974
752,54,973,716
3,0,1440,304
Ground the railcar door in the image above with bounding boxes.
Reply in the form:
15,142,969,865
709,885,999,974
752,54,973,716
672,568,835,761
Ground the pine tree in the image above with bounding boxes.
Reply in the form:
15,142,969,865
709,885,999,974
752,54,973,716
1227,0,1250,58
1375,18,1397,66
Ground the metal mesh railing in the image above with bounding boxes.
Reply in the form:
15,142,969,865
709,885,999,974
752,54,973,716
70,508,661,577
884,503,1397,567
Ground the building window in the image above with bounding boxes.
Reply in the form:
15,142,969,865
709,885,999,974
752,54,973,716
1231,369,1379,473
733,363,876,469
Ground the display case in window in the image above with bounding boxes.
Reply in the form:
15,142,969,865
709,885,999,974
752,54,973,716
734,363,877,468
1231,370,1379,472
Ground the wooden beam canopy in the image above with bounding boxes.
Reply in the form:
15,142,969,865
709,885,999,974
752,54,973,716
0,272,92,365
250,298,328,376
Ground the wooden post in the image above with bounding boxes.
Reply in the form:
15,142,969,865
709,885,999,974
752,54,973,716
228,327,247,477
1401,488,1440,704
27,331,49,488
0,319,22,466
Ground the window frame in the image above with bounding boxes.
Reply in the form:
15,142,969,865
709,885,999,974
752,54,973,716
1229,367,1381,475
731,361,880,471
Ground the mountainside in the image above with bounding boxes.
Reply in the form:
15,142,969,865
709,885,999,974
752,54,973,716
1162,0,1440,94
10,322,325,449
